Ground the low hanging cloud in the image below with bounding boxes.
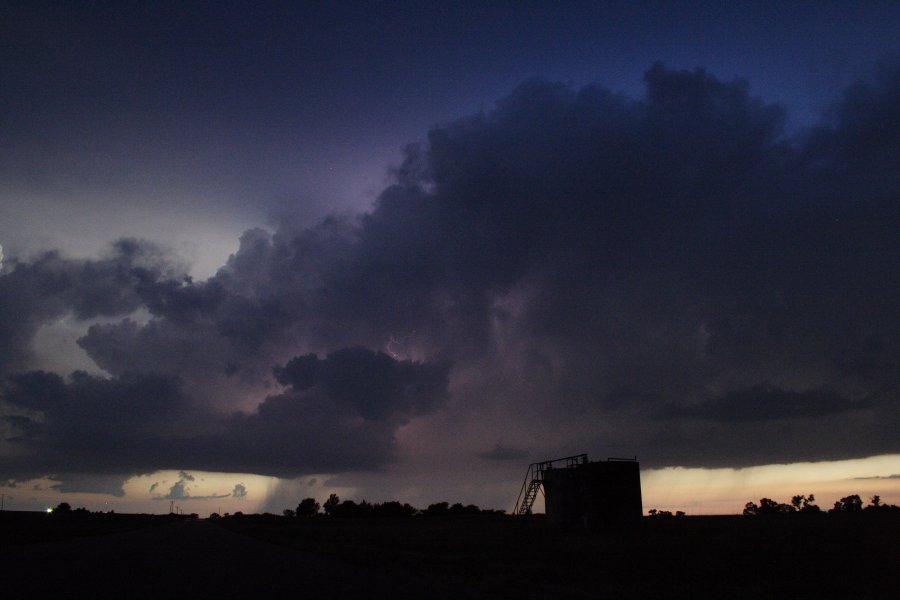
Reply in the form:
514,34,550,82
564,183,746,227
1,348,450,480
672,386,872,422
1,60,899,487
47,474,127,497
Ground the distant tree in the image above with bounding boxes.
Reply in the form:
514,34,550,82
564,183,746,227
791,494,820,514
863,495,899,512
744,497,796,516
283,509,296,518
323,494,340,516
357,499,374,517
758,498,794,515
675,511,686,517
297,497,320,517
332,499,359,517
372,501,416,517
447,503,480,516
208,512,221,520
425,502,449,516
830,494,863,513
648,509,674,517
54,502,72,514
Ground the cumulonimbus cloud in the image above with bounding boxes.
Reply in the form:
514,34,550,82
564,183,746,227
1,61,898,486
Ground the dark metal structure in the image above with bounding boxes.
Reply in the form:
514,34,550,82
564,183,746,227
514,453,588,515
515,454,642,527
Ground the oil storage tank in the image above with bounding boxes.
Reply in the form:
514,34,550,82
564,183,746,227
542,457,642,527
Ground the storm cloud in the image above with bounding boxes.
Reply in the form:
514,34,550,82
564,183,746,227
1,350,449,479
1,61,898,486
0,239,184,375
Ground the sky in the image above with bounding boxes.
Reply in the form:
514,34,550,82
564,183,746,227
1,1,899,516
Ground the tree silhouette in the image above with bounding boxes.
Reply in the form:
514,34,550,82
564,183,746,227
297,497,320,517
864,495,900,512
323,493,340,516
330,500,363,517
743,497,795,515
759,498,793,515
372,501,416,517
791,494,821,513
448,502,481,515
830,495,863,513
425,502,449,516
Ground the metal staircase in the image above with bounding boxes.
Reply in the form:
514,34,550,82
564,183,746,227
514,453,588,515
517,479,543,515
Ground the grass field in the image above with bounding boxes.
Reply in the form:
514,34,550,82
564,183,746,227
0,510,191,546
3,510,897,598
216,512,900,598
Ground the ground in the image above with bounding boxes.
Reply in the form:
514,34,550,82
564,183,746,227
2,511,897,598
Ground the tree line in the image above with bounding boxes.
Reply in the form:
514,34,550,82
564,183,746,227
279,494,505,519
742,494,899,516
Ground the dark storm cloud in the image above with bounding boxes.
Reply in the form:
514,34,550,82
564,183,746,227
73,222,359,386
673,386,870,422
1,370,191,479
48,474,127,497
204,350,449,475
274,347,449,420
0,239,184,374
1,350,449,479
2,61,899,482
338,60,897,466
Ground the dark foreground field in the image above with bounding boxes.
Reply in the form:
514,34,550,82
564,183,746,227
3,511,898,598
218,512,900,598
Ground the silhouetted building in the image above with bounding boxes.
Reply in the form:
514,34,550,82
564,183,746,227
516,454,642,527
